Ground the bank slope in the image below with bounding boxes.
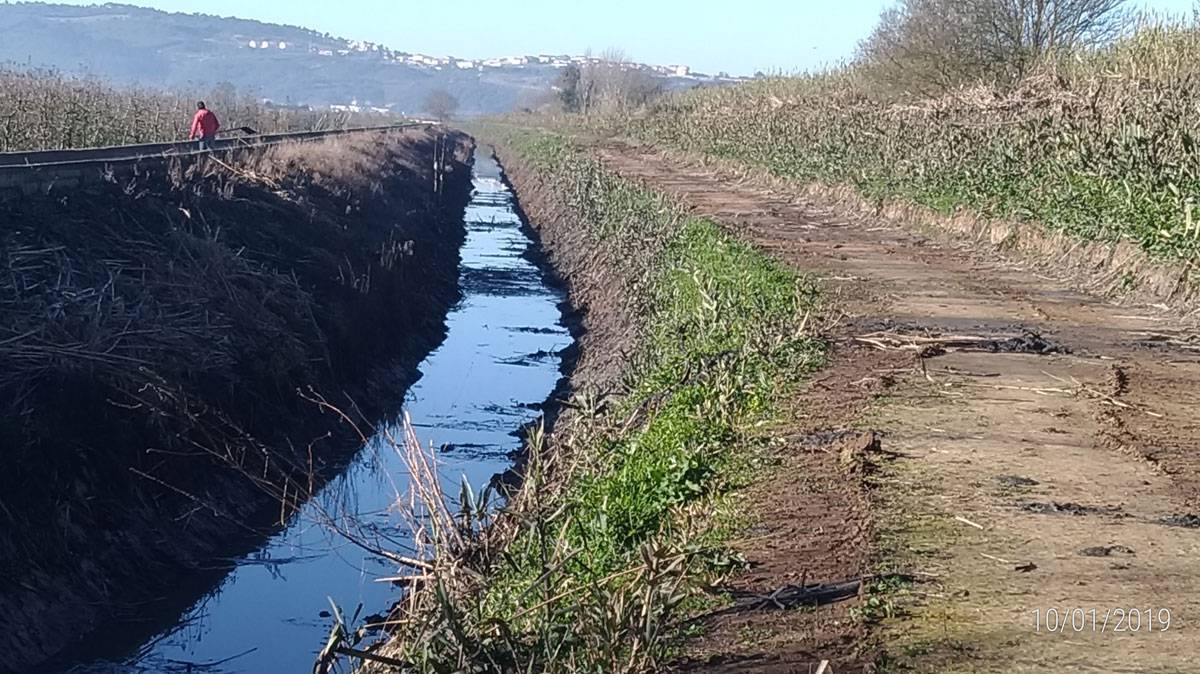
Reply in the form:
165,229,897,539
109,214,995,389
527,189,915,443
0,130,474,672
346,128,824,672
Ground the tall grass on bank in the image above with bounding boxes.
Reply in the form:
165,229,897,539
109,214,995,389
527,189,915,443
0,67,377,152
349,130,822,673
629,16,1200,266
0,131,465,641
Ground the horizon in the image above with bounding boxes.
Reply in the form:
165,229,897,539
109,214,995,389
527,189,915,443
24,0,1197,77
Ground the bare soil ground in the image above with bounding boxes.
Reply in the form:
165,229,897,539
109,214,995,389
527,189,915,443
593,142,1200,673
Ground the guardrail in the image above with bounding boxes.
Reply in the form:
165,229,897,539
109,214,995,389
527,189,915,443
0,122,438,169
0,122,441,202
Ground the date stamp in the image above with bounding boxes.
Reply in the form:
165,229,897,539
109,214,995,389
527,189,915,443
1032,608,1173,634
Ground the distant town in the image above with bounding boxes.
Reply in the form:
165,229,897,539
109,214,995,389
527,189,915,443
238,34,750,113
242,36,746,85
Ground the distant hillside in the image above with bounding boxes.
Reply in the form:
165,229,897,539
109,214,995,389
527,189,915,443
0,2,737,115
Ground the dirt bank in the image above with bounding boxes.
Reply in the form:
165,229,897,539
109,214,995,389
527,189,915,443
354,124,831,673
495,150,639,398
0,130,475,672
353,140,647,673
591,141,1200,672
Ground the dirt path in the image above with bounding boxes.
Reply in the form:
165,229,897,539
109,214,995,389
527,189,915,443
594,143,1200,673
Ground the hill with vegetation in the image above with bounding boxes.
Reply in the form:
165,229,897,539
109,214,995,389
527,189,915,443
0,2,730,116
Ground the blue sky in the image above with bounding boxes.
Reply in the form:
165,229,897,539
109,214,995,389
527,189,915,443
44,0,1200,75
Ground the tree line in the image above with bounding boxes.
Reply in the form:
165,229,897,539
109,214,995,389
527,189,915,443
538,0,1133,118
859,0,1129,96
554,49,663,115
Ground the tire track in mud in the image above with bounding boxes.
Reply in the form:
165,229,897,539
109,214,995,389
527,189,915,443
594,142,1200,673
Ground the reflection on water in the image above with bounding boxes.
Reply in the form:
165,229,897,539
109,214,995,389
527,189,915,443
70,152,570,673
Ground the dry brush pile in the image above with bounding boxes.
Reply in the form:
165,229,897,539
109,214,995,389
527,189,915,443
0,130,474,670
632,19,1200,274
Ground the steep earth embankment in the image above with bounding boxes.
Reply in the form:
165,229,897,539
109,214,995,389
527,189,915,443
0,130,474,672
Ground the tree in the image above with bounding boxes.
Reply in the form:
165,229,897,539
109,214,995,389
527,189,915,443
577,49,663,115
859,0,1129,96
555,64,582,113
422,89,459,121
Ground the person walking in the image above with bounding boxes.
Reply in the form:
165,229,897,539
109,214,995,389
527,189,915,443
189,101,221,150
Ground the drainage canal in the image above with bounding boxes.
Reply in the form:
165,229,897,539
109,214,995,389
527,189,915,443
71,151,571,673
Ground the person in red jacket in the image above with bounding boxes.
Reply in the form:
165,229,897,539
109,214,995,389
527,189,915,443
189,101,220,150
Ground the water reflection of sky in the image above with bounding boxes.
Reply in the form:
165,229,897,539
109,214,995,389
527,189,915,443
70,153,570,674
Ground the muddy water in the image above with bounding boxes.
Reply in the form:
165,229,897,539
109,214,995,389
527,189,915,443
70,152,570,673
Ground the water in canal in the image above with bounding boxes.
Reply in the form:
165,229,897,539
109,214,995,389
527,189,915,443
72,152,571,673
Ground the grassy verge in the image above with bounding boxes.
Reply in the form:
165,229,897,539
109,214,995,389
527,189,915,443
584,19,1200,295
363,128,823,672
629,65,1200,267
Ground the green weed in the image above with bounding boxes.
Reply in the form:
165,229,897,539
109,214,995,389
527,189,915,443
619,18,1200,266
362,130,823,673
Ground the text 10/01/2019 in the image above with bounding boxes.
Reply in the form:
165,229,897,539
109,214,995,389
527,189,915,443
1033,608,1172,634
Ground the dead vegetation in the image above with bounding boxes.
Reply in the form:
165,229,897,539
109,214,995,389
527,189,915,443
858,0,1129,96
0,129,474,671
0,67,386,152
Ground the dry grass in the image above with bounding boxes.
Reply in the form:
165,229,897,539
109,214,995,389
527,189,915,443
0,67,387,152
0,129,472,671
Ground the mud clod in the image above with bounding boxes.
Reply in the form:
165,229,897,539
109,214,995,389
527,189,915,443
986,331,1067,355
1159,514,1200,528
1020,501,1124,516
997,475,1040,488
725,580,863,612
1080,545,1135,557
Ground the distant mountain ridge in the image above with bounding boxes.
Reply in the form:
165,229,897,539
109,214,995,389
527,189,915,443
0,2,739,115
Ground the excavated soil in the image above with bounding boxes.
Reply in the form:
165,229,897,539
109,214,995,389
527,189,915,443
593,141,1200,673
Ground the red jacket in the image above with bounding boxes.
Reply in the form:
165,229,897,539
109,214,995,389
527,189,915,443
190,109,220,139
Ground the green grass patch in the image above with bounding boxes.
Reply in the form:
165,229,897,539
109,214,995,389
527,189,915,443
622,73,1200,268
386,127,824,673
